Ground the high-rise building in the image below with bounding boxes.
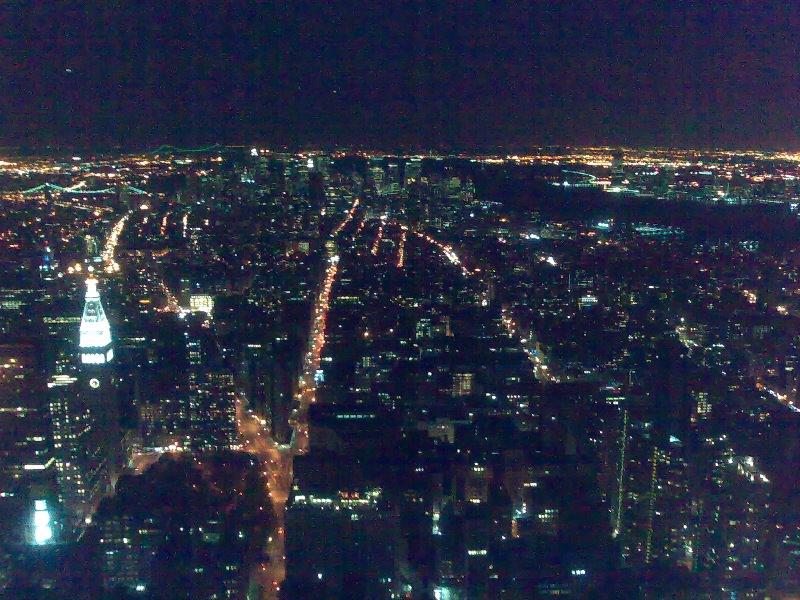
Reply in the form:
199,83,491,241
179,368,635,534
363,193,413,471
41,300,82,375
56,277,120,529
39,245,56,281
79,278,114,367
452,371,474,397
48,373,104,532
98,513,162,593
786,343,799,402
79,279,119,471
690,390,712,423
185,318,237,451
612,409,693,569
404,159,422,186
368,158,385,195
78,277,121,502
285,455,399,599
240,334,300,445
610,149,625,186
0,341,59,546
383,162,400,196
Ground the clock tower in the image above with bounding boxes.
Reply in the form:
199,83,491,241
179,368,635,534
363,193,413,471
77,277,119,502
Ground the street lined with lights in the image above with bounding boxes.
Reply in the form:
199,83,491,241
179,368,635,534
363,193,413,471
411,226,557,382
235,197,355,599
501,306,556,382
371,223,384,256
396,228,407,268
101,210,130,271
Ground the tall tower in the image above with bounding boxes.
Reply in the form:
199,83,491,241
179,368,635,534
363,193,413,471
80,278,113,366
76,278,119,519
610,149,625,186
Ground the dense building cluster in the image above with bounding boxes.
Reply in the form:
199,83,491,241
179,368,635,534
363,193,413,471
1,146,800,598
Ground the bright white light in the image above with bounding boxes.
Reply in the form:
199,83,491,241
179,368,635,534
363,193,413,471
34,525,53,544
81,352,107,364
189,294,214,315
80,279,112,351
85,278,99,299
33,499,53,545
34,511,50,527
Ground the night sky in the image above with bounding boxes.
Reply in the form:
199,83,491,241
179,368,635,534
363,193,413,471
2,0,800,149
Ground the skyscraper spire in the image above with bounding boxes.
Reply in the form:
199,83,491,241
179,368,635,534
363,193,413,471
79,277,113,364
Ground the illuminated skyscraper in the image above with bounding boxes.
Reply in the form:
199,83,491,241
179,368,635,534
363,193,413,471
385,162,400,195
185,318,237,451
51,278,119,530
79,278,113,366
0,341,59,546
452,371,474,397
49,373,103,531
368,158,385,194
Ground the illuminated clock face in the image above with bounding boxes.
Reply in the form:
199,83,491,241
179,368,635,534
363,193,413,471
89,378,100,389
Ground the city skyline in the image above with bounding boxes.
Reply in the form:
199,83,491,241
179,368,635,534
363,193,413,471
4,2,800,597
2,146,800,597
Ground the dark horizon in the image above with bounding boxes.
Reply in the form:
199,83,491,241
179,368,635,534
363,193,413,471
5,142,800,158
3,1,800,150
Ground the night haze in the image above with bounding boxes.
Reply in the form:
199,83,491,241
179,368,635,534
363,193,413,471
3,0,800,149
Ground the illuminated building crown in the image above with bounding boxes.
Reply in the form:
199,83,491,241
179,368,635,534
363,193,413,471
79,278,113,364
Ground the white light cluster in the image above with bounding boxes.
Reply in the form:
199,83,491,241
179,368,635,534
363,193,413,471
81,349,113,365
33,499,53,545
189,294,214,315
79,279,113,360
